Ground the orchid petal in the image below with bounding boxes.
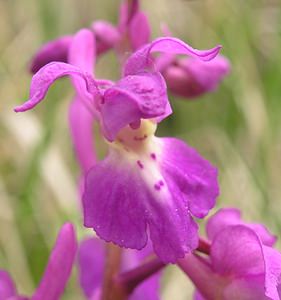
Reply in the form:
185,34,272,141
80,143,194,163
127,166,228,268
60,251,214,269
263,246,281,299
211,226,265,277
83,134,205,263
101,72,169,141
161,55,230,98
207,208,277,247
129,12,151,50
124,37,222,76
68,28,95,76
14,62,100,113
0,270,17,300
32,223,77,300
161,138,219,218
78,238,105,298
67,29,97,174
30,36,72,74
83,155,148,251
193,290,207,300
118,0,140,32
69,98,96,174
92,21,120,55
223,275,268,300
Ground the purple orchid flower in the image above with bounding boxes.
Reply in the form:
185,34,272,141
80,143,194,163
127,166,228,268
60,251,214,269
178,208,281,300
15,36,220,263
0,223,77,300
78,237,161,300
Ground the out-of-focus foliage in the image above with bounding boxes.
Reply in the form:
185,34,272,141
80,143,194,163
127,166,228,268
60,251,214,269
0,0,281,299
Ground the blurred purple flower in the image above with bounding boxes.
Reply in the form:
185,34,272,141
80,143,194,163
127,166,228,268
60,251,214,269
178,209,281,300
78,237,161,300
30,36,73,74
206,208,277,247
0,223,77,300
30,0,149,74
15,37,220,263
157,54,230,99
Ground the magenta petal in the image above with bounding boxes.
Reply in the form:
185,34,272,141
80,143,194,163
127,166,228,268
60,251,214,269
148,204,199,263
207,208,241,240
129,12,151,50
78,238,105,298
207,208,277,247
193,290,206,300
263,246,281,299
0,270,17,300
32,223,77,300
14,62,100,113
68,29,96,174
124,37,222,76
223,275,268,300
68,29,95,76
118,0,139,31
248,224,277,248
92,21,120,55
30,35,73,74
161,138,219,218
82,145,199,262
83,157,148,250
69,98,96,174
101,72,169,141
162,55,230,98
211,225,265,277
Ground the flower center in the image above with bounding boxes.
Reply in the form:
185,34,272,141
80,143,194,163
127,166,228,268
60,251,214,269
113,120,157,153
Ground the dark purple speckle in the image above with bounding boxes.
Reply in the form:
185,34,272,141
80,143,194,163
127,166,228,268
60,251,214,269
137,160,144,169
154,183,161,191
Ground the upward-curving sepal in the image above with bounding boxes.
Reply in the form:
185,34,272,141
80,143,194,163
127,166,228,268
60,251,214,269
14,62,101,113
124,37,222,76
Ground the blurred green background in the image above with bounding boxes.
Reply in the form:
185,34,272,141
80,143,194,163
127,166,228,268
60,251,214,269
0,0,281,298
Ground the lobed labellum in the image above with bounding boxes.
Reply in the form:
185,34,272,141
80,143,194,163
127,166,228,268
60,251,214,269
83,119,219,263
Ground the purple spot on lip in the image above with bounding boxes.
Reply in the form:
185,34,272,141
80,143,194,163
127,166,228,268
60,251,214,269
154,183,161,191
151,153,156,160
137,160,144,169
133,134,147,141
154,180,164,191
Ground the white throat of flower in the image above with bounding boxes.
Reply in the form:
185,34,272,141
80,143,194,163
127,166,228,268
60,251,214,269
108,120,170,200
